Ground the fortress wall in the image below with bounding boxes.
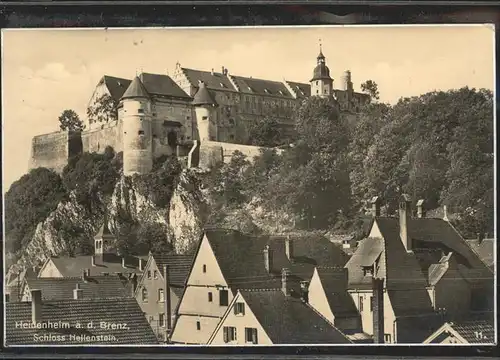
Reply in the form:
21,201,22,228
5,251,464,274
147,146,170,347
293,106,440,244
81,121,123,154
30,131,72,173
153,100,194,141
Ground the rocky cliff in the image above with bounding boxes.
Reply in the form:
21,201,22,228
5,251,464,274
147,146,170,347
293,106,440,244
6,168,208,280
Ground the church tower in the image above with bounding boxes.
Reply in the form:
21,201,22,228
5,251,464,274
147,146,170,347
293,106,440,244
120,76,153,175
192,81,218,142
93,216,116,264
310,44,333,98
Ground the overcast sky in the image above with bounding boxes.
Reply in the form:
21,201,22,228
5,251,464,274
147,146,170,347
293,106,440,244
1,25,495,191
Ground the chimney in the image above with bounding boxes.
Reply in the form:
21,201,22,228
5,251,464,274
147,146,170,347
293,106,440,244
221,66,225,74
164,265,172,336
139,258,144,272
73,283,83,300
263,245,273,273
285,236,294,262
131,274,138,296
417,199,426,218
477,232,485,244
443,205,449,221
281,268,291,297
81,269,87,282
372,278,385,344
211,68,214,75
300,281,309,303
371,196,381,217
399,194,412,252
91,256,96,267
122,257,126,269
31,289,42,324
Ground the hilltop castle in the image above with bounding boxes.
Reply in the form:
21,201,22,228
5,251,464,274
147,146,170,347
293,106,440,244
29,47,370,175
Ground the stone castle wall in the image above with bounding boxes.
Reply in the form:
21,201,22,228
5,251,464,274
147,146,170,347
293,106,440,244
29,131,82,173
81,121,123,154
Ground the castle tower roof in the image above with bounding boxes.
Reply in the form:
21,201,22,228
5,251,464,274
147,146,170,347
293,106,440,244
311,44,332,82
120,76,150,100
192,81,217,106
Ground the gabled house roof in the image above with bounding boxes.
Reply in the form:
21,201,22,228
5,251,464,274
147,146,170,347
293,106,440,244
424,317,495,344
466,238,495,270
314,267,359,319
5,297,158,345
45,254,145,277
23,275,130,301
285,81,311,99
236,289,352,344
102,75,132,102
203,229,350,291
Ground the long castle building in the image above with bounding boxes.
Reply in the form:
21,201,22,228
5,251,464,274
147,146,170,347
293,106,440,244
29,48,370,175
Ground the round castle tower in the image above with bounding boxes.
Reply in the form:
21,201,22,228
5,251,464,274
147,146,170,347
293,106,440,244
310,44,333,99
192,81,218,142
120,76,153,176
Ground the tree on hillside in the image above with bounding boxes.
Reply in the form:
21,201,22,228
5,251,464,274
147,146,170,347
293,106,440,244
86,94,118,125
361,80,380,102
58,109,85,131
4,168,68,254
136,222,173,254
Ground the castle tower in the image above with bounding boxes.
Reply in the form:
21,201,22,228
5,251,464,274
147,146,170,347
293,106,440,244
120,76,153,175
340,70,354,110
310,44,333,99
192,81,218,142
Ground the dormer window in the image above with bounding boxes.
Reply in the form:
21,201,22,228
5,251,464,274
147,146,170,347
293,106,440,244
362,265,374,277
264,89,270,94
220,83,225,88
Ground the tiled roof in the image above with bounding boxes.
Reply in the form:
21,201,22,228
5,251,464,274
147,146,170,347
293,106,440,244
205,229,350,291
49,254,143,277
152,254,193,287
230,75,294,98
139,72,191,99
121,76,150,100
285,81,311,99
5,298,158,345
103,75,131,102
452,319,495,344
25,275,130,301
181,68,237,92
240,289,352,344
192,82,217,106
316,267,360,320
466,238,494,269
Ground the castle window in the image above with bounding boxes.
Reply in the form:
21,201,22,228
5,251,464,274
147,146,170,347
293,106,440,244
202,116,208,120
138,109,144,113
138,130,145,135
316,90,319,94
229,135,235,140
158,289,164,302
186,116,190,120
316,81,319,85
196,321,201,330
208,292,213,302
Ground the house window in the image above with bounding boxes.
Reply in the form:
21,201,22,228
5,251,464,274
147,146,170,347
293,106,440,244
202,264,207,273
159,313,165,327
219,289,229,306
245,327,258,344
234,302,245,316
223,326,237,343
138,109,144,113
158,289,164,302
138,130,145,135
362,265,374,277
359,296,364,312
316,90,319,94
208,292,213,302
142,288,148,302
147,271,152,279
154,270,158,279
370,296,374,312
384,334,391,343
196,321,201,331
202,116,208,120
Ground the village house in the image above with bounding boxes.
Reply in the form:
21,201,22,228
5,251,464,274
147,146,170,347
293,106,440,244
307,266,371,343
207,282,352,345
170,229,349,344
17,273,131,302
38,221,147,281
344,195,494,344
423,316,495,344
4,267,37,302
5,289,158,345
134,252,193,342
